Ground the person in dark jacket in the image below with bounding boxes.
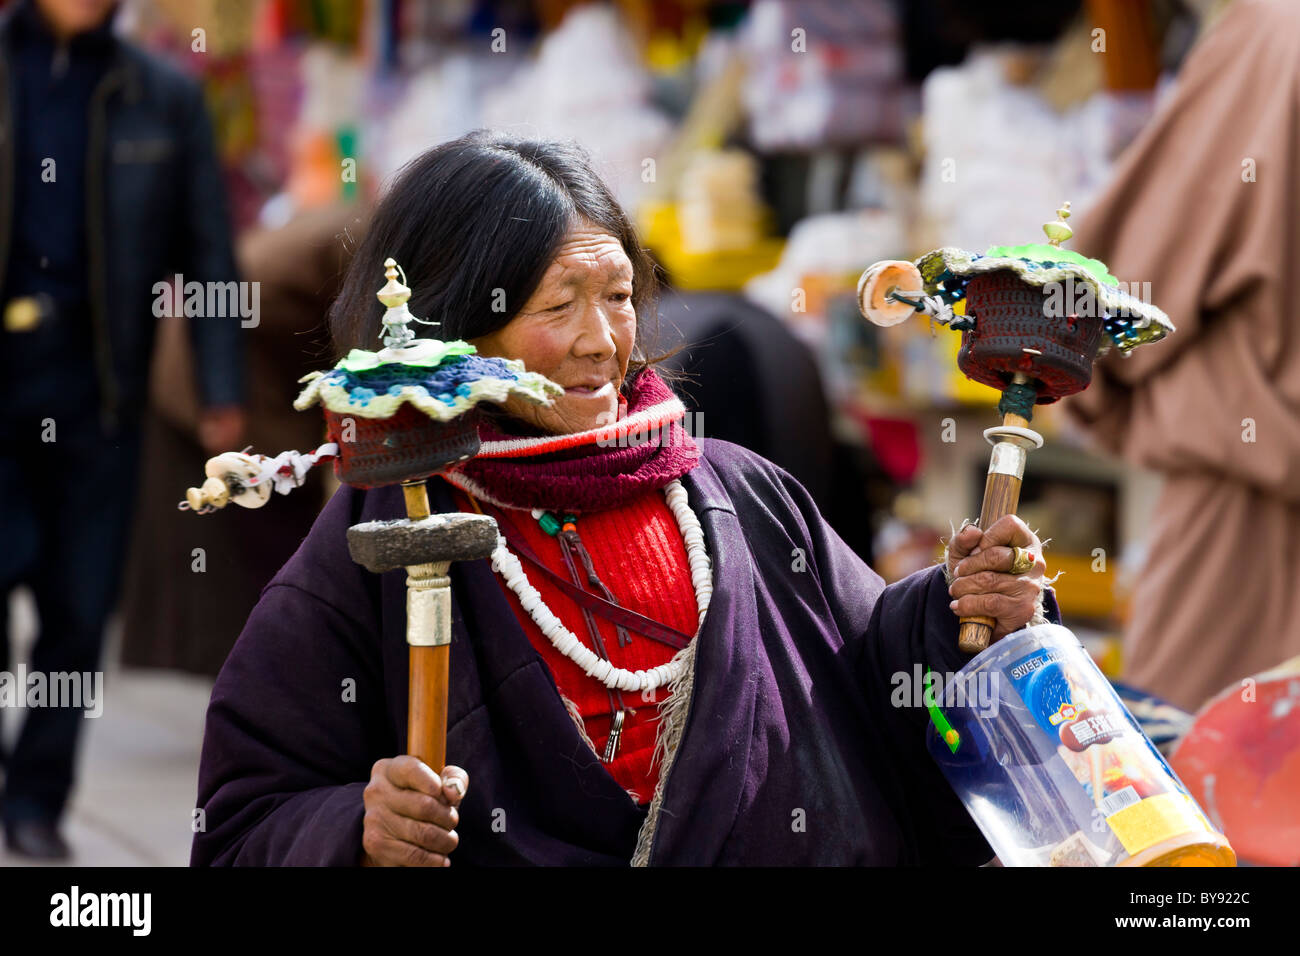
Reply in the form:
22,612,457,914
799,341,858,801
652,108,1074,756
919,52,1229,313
191,132,1055,866
120,200,368,678
0,0,245,859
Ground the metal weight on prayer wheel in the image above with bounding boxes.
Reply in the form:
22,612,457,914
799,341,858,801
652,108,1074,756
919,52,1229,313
857,259,925,327
348,513,500,572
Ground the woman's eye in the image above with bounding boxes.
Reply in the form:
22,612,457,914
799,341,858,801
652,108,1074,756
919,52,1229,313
609,292,631,303
547,301,572,312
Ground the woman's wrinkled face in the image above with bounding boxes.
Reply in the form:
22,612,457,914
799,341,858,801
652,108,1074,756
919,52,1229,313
470,220,636,435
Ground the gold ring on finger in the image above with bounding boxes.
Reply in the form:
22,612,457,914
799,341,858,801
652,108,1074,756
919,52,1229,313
1009,545,1035,575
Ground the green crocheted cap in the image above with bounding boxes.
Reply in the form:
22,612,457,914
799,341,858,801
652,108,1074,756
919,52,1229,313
983,243,1119,287
334,340,476,371
916,246,1174,354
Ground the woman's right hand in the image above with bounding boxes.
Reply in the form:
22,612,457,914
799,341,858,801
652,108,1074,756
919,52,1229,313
361,756,468,866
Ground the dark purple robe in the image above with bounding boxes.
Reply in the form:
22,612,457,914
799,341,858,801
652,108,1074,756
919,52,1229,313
191,439,1060,866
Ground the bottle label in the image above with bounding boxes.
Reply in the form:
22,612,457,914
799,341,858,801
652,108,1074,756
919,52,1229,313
1006,644,1214,858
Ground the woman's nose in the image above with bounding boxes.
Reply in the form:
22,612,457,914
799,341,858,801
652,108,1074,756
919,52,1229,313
572,299,617,360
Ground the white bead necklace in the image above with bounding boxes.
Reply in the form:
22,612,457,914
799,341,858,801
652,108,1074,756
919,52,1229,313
488,479,712,693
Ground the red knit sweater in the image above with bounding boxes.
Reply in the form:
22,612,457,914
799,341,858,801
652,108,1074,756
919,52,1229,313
448,483,698,804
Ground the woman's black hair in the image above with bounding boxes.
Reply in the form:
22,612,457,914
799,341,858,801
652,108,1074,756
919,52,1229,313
329,129,673,390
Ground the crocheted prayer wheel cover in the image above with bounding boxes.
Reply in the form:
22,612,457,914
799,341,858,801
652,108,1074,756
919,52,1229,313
958,270,1103,403
324,404,481,488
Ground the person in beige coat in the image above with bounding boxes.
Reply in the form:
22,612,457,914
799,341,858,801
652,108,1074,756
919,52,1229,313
1063,0,1300,712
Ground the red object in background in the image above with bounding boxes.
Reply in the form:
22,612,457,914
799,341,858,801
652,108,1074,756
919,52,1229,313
255,0,292,48
1085,0,1162,92
1170,658,1300,866
845,412,921,485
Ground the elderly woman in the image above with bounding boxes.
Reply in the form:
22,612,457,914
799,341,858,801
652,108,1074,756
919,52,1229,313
191,130,1057,867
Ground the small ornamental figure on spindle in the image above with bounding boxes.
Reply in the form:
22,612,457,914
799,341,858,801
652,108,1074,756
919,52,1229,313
858,203,1174,653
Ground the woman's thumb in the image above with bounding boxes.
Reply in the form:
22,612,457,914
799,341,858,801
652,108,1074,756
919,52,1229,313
439,765,469,806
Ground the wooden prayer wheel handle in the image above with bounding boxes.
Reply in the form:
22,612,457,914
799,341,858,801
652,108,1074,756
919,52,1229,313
347,482,499,776
957,413,1044,655
408,644,449,770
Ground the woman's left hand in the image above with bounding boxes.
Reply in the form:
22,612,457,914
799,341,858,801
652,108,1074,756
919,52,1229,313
946,514,1047,641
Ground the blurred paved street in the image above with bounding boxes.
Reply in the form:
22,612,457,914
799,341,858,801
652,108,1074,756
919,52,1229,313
2,589,211,867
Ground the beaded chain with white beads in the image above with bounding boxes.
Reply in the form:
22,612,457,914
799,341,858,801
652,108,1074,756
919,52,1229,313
489,479,712,692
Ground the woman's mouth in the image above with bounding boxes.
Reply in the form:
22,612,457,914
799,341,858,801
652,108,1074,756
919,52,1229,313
563,382,614,399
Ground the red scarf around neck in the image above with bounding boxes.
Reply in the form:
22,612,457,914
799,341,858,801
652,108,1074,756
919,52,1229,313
443,367,700,513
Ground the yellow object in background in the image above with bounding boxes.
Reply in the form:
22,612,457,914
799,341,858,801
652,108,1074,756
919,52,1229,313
1048,552,1116,619
4,297,42,333
639,199,784,292
946,303,1001,406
